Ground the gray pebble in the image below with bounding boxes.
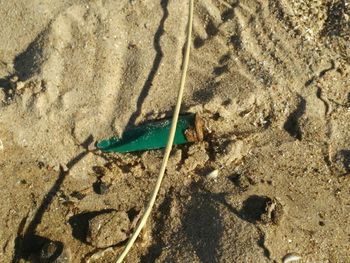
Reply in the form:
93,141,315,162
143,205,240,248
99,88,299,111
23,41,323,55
333,150,350,174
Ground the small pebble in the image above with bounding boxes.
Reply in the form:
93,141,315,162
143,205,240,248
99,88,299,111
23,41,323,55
206,169,219,180
93,181,110,195
37,241,70,263
260,197,284,225
70,191,86,200
37,161,45,169
53,165,60,172
333,150,350,174
283,253,302,263
19,179,27,185
62,164,69,172
87,210,130,248
16,81,25,90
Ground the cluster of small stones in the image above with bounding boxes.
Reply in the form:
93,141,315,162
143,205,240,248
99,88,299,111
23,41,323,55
289,0,329,41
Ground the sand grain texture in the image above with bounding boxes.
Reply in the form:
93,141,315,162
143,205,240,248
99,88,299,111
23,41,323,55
1,0,350,262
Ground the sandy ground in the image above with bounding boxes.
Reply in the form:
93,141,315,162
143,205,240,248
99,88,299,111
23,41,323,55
1,0,350,262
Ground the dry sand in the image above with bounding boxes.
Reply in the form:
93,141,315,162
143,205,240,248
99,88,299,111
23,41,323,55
1,0,350,262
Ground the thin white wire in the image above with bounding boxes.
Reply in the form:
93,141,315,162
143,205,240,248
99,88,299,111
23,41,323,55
114,0,194,262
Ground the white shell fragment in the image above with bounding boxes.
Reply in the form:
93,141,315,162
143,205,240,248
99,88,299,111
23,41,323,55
206,169,219,180
0,139,3,151
283,253,302,263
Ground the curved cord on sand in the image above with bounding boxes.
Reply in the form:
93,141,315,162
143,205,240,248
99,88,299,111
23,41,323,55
115,1,194,262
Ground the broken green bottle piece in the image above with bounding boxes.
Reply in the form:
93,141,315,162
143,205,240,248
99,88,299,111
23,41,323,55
97,114,201,153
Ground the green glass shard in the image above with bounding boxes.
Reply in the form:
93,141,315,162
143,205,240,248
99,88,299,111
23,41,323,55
97,114,195,153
